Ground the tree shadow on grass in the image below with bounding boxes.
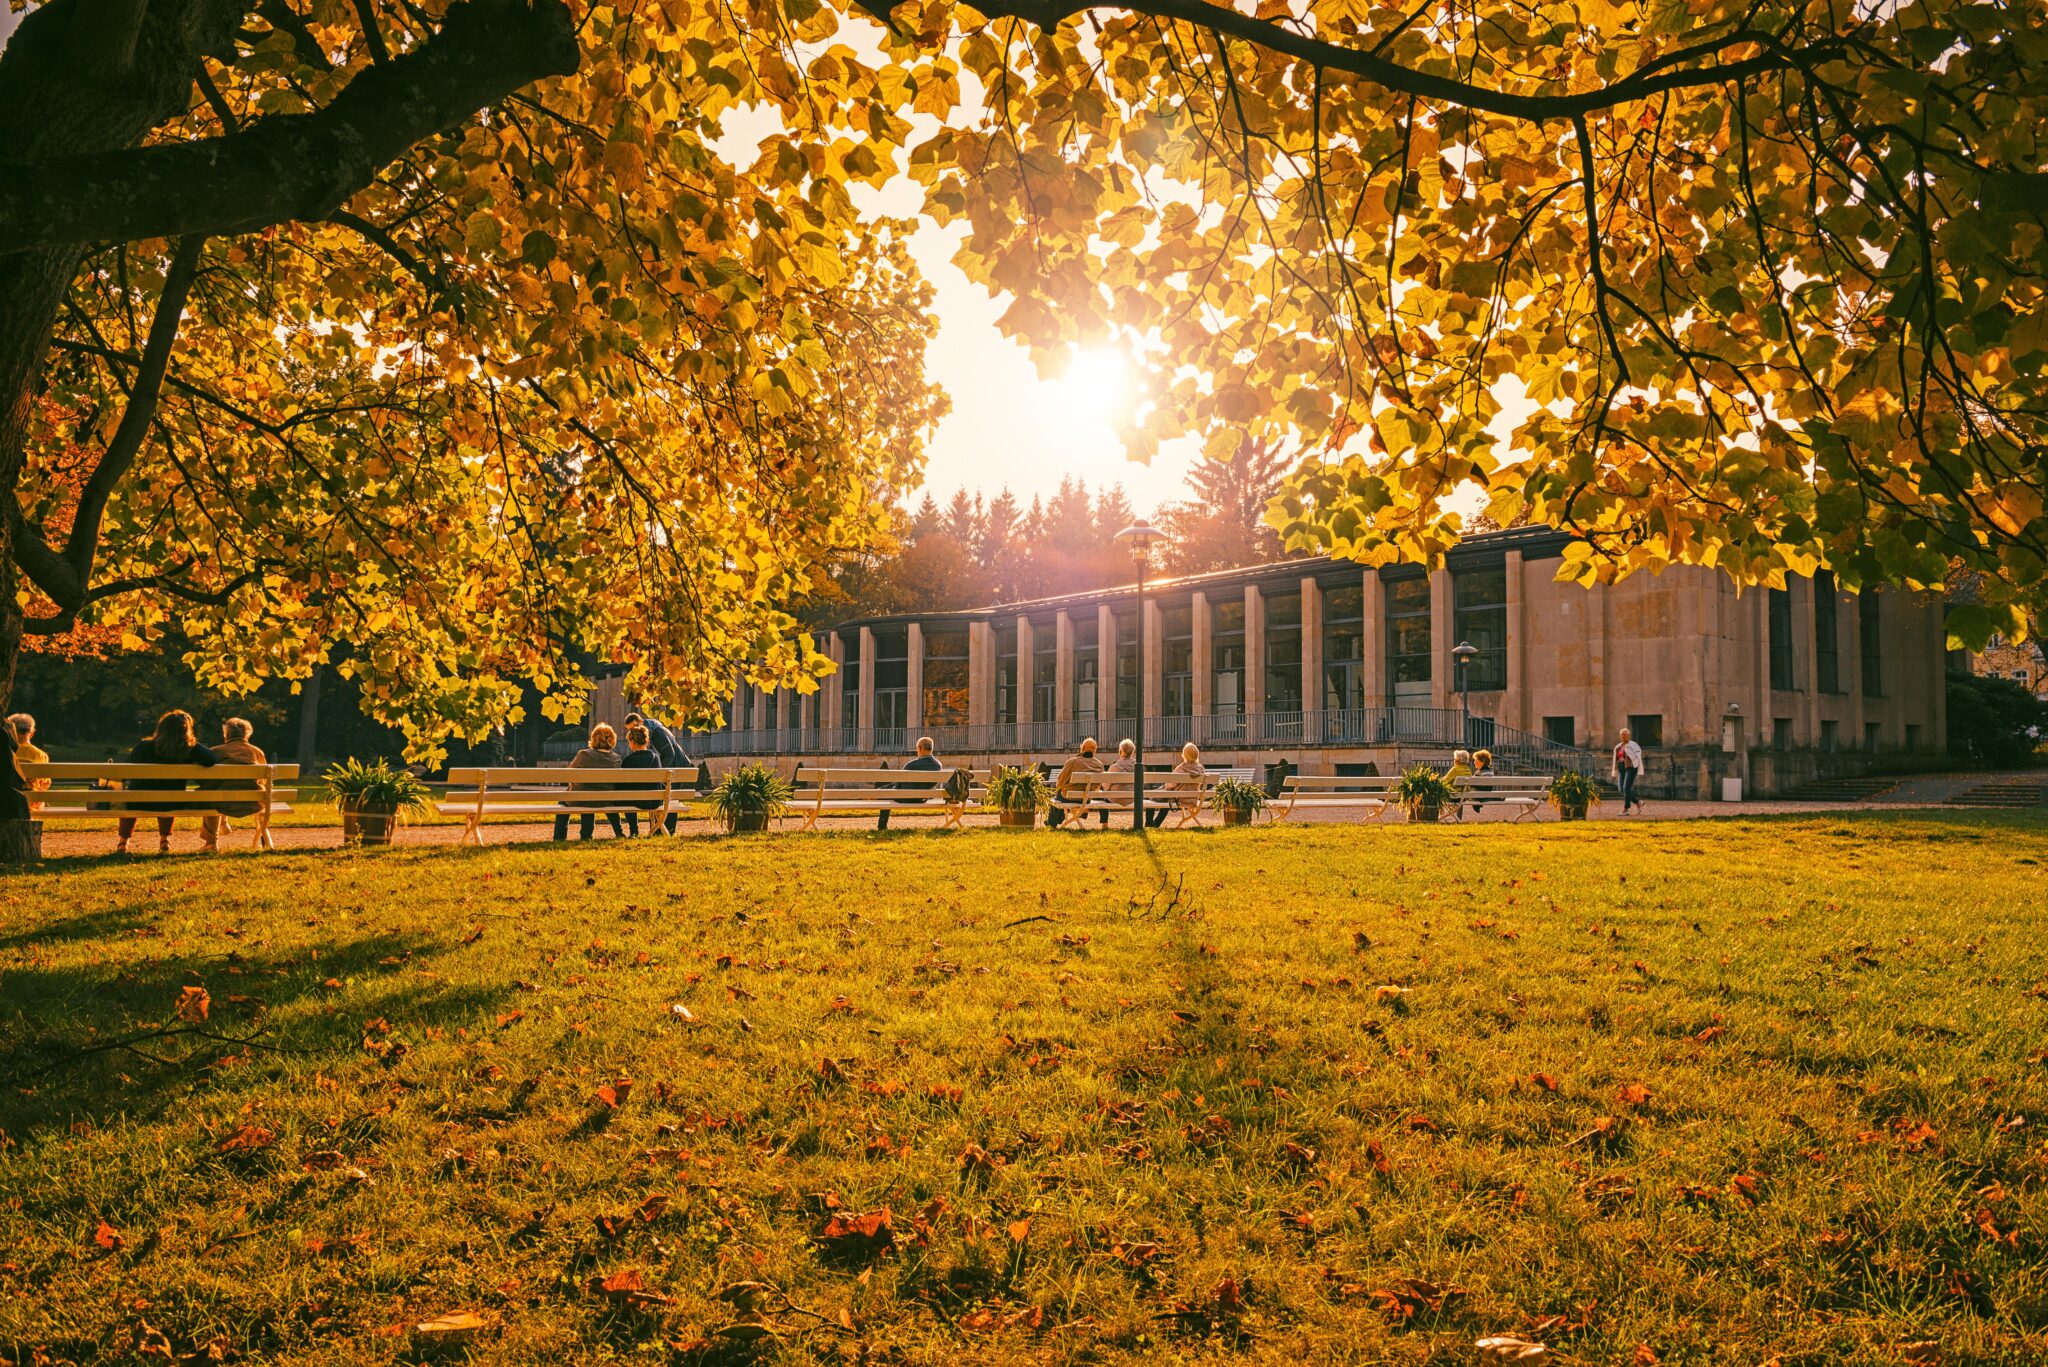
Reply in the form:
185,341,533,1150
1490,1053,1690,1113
0,924,515,1138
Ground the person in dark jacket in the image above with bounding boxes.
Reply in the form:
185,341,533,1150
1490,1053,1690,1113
618,722,666,837
554,723,626,841
625,709,693,832
118,709,217,854
878,737,943,830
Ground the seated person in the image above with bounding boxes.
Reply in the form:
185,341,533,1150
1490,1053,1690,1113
879,736,944,831
618,722,665,837
1046,737,1105,828
555,724,626,842
1110,738,1166,827
8,713,47,811
200,717,267,849
1443,748,1474,821
1170,743,1207,817
118,710,217,855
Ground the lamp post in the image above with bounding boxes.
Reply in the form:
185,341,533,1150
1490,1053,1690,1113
1115,519,1166,831
1452,639,1478,745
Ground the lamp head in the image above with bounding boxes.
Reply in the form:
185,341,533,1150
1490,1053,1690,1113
1115,519,1166,566
1452,640,1479,667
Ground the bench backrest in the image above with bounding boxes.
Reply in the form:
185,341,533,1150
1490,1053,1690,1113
790,767,965,803
1458,775,1551,791
1282,774,1400,794
443,766,699,803
22,762,300,810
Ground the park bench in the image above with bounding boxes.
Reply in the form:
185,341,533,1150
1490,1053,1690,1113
1053,768,1222,828
1449,773,1551,821
785,766,970,830
21,762,299,850
437,766,701,846
1270,773,1400,823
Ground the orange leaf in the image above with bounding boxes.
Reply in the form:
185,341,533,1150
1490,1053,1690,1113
174,985,210,1024
93,1220,124,1251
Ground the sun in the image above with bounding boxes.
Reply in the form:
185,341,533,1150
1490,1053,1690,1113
1055,347,1130,420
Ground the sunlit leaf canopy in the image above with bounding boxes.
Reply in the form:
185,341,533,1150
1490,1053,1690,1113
13,0,2046,762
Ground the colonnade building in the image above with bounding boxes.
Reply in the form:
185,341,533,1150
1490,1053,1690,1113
680,527,1948,798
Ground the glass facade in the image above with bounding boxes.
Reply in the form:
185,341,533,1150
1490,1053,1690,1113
1386,576,1432,688
1212,599,1245,736
1768,588,1795,691
1264,590,1303,715
995,628,1018,726
1322,583,1365,715
840,634,859,735
1071,617,1099,722
1815,571,1840,694
1163,602,1193,719
1451,566,1507,691
922,626,969,729
873,629,908,736
1113,606,1140,723
1860,591,1883,697
1031,616,1058,722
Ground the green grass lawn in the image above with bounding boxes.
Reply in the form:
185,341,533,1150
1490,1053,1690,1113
2,815,2045,1365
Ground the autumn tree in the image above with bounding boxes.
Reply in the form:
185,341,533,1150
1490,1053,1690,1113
1158,434,1293,574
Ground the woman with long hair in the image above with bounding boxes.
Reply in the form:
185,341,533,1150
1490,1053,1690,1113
117,710,217,854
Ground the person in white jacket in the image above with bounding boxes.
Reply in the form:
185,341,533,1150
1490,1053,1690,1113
1610,729,1646,814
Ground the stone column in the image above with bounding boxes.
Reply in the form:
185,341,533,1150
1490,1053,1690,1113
1143,597,1164,719
754,684,771,750
1845,584,1866,745
967,621,995,733
823,632,843,749
1928,595,1948,752
1360,570,1387,709
1794,577,1819,745
1243,584,1266,736
1299,575,1323,745
1587,585,1609,749
1055,611,1075,727
857,625,876,752
1429,567,1454,710
1504,551,1526,733
1016,617,1036,731
905,622,925,735
1753,588,1772,749
1098,603,1118,728
1191,592,1213,720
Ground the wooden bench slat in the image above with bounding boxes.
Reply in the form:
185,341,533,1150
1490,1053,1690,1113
19,762,298,850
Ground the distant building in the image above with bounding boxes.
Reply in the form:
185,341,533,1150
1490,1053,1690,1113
1962,634,2046,699
686,527,1949,797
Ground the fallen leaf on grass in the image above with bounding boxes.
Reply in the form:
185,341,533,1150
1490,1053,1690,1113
411,1309,492,1347
814,1209,895,1263
1374,985,1410,1005
215,1125,276,1155
1615,1083,1652,1108
1527,1073,1560,1093
1896,1343,1942,1365
1972,1207,2019,1249
669,1004,697,1024
174,986,210,1024
1476,1336,1548,1361
1632,1345,1661,1365
595,1079,633,1109
1727,1173,1764,1206
1693,1025,1725,1043
588,1269,672,1312
93,1220,124,1251
1370,1277,1465,1323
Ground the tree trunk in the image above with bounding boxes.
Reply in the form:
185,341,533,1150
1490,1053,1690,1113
0,818,42,864
297,664,325,770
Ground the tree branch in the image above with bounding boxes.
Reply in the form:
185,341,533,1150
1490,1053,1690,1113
12,235,205,609
0,0,580,254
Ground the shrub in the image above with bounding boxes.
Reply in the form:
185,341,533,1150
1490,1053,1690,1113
986,765,1051,813
1946,669,2048,767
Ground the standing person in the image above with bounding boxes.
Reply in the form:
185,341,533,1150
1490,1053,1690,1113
878,736,943,830
1110,738,1165,828
117,710,217,854
1611,728,1645,814
554,723,627,842
626,708,694,833
200,718,267,850
618,722,666,837
8,713,48,809
1046,737,1106,828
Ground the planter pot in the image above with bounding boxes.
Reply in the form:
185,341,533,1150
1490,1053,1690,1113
1220,807,1254,827
1558,801,1589,822
998,808,1039,829
726,811,771,833
1410,801,1441,824
354,806,401,846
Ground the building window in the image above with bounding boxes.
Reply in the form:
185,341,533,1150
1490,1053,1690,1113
1212,599,1246,735
1386,576,1432,689
1322,584,1365,718
1071,617,1099,722
923,626,969,730
1820,719,1839,752
1265,591,1303,716
1769,588,1796,691
1031,618,1058,727
1905,723,1922,751
839,636,860,736
1860,591,1883,697
1626,714,1663,748
1864,722,1881,752
995,631,1018,726
1772,717,1792,750
1815,571,1841,694
873,629,908,739
1163,602,1193,719
1543,715,1576,747
1113,607,1140,724
1452,566,1508,691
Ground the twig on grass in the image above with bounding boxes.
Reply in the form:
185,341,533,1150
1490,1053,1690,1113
5,1024,307,1084
1002,914,1056,928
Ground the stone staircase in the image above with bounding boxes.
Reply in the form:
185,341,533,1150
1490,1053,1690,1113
1777,774,1901,803
1944,779,2048,809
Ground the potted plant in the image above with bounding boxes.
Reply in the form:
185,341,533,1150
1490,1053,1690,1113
1547,769,1601,821
709,763,791,833
986,764,1051,828
1210,777,1266,826
1394,764,1455,823
324,758,434,846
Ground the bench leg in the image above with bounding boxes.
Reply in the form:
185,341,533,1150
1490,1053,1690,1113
463,815,482,846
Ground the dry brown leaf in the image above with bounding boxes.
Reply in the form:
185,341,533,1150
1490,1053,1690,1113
1476,1336,1549,1362
411,1309,491,1346
174,985,210,1024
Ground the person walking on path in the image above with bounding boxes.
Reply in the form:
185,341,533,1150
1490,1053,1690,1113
1612,729,1645,814
879,736,944,830
555,723,627,841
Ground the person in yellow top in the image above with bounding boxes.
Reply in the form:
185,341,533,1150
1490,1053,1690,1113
8,713,48,809
1443,748,1474,821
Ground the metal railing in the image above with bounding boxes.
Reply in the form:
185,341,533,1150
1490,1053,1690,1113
687,707,1606,776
